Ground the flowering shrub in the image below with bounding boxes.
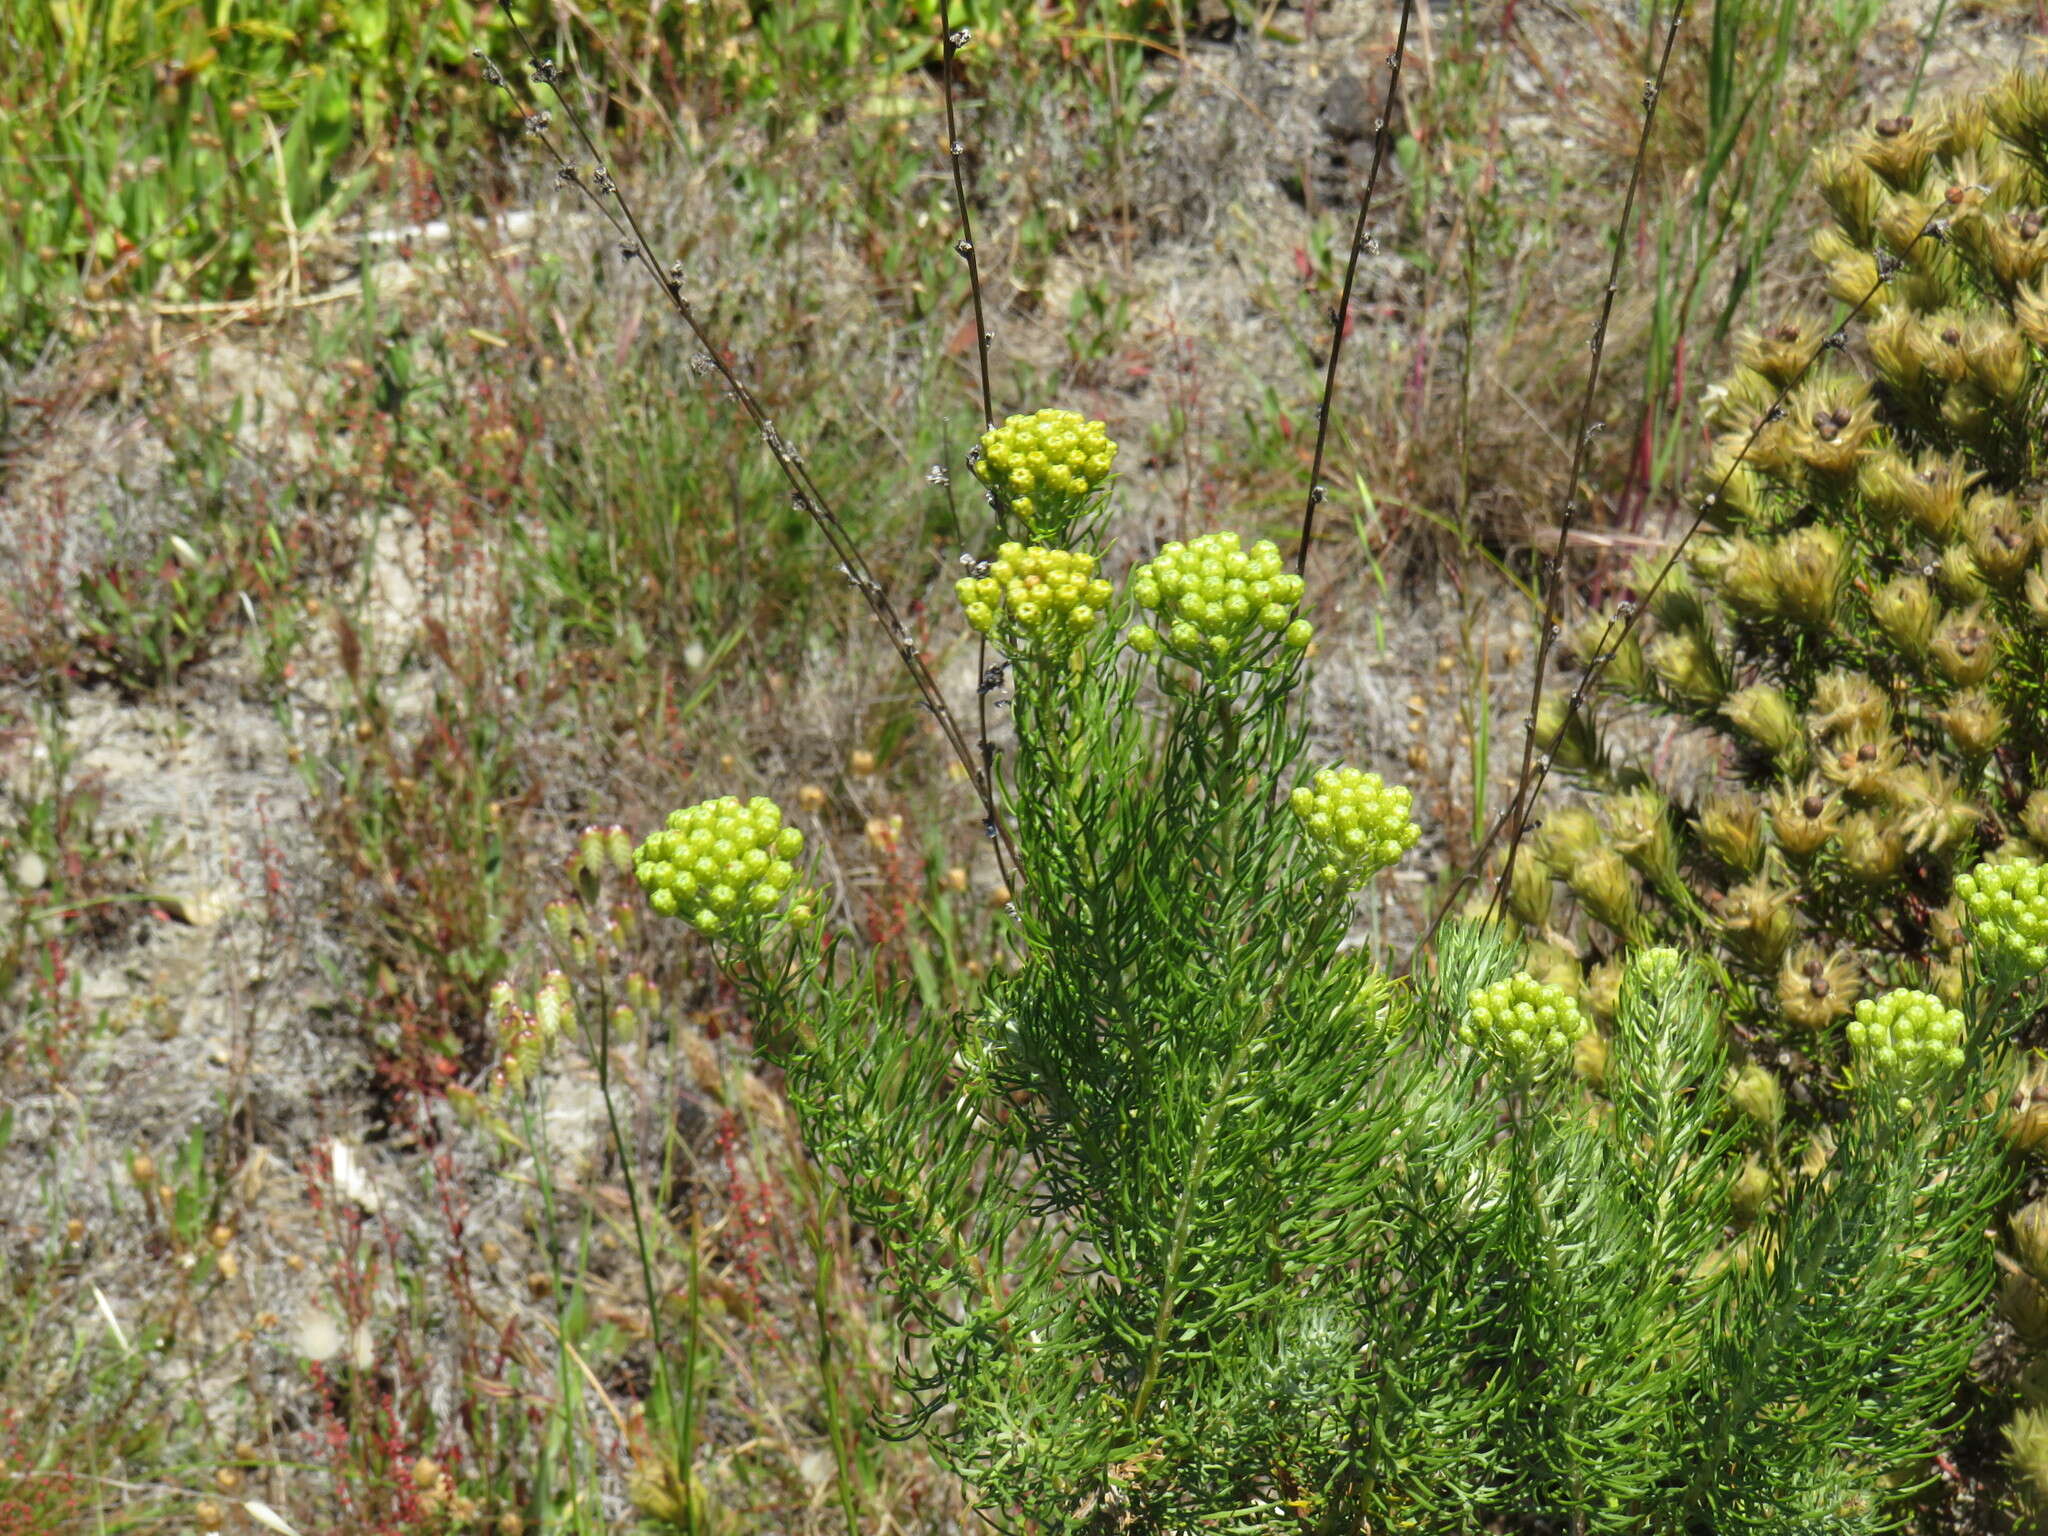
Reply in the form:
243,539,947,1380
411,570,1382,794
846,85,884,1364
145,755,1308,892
623,409,2037,1533
1540,72,2048,1041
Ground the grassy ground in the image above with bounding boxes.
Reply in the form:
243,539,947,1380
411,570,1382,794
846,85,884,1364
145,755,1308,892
1,0,2041,1531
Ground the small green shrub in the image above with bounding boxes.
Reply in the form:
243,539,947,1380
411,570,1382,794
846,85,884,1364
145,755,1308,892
1542,70,2048,1036
628,415,2033,1533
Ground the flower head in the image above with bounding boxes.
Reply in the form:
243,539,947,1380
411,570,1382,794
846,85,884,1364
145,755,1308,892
972,409,1118,539
1290,766,1420,889
1459,973,1586,1081
1954,855,2048,969
1127,531,1309,672
955,543,1113,659
1846,988,1968,1108
635,796,803,936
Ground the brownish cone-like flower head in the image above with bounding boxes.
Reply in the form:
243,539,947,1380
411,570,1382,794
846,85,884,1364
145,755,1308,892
1820,726,1904,802
1895,453,1976,543
1861,112,1939,189
1721,684,1807,768
1697,793,1766,875
1769,782,1844,861
1506,849,1554,930
1931,606,2000,686
1534,804,1603,877
1964,491,2035,582
1807,671,1889,739
1869,575,1938,658
1727,1062,1785,1130
2013,1198,2048,1284
1645,629,1728,707
1889,764,1984,858
1863,315,1933,405
1567,846,1642,939
1534,694,1603,775
1741,318,1825,388
2022,790,2048,850
1839,811,1907,884
1935,543,1990,604
1606,785,1676,881
1939,689,2008,761
1708,537,1780,619
1717,879,1797,968
1790,376,1876,481
1776,942,1862,1030
1964,316,2030,402
1814,143,1882,244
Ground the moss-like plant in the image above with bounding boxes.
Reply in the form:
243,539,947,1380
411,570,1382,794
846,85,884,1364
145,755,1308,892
1539,70,2048,1043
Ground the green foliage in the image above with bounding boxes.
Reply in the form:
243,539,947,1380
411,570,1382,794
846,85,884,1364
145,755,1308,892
1551,70,2048,1035
1,0,1114,366
643,420,2033,1531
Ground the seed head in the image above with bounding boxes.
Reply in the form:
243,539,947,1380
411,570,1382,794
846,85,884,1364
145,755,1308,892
1930,606,2000,685
1697,793,1766,875
1776,941,1862,1030
1567,846,1641,938
1717,879,1797,968
1720,684,1805,765
1869,575,1938,657
2013,1198,2048,1283
1644,628,1727,706
1727,1062,1785,1130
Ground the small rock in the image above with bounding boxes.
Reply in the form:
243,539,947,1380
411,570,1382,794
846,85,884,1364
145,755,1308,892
14,850,47,890
1319,72,1376,144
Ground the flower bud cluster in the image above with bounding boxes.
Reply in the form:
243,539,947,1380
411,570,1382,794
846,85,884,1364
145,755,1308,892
1954,856,2048,969
1846,988,1967,1106
1459,972,1586,1080
1290,766,1421,889
635,796,803,935
1531,75,2048,1033
955,543,1113,656
972,408,1117,537
1126,532,1312,668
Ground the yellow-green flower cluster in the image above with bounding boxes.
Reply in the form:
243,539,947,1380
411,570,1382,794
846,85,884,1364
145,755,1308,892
1290,766,1421,889
635,796,803,935
1126,532,1312,668
1954,856,2048,969
1459,973,1586,1079
972,408,1117,536
955,543,1113,656
1846,989,1967,1107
